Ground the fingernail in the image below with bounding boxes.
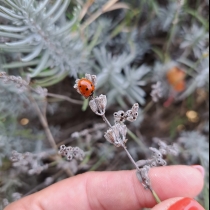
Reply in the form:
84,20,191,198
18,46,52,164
168,198,204,210
192,165,205,178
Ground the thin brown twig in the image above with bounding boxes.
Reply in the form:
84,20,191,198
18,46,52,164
47,93,83,105
30,95,74,177
30,95,57,149
80,0,129,31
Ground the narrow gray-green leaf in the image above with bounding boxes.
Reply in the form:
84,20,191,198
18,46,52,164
44,0,62,18
0,6,23,19
35,73,68,87
5,0,22,11
29,50,50,77
2,60,40,69
21,43,43,62
128,88,146,105
38,68,59,77
27,0,34,8
54,17,77,35
0,25,29,32
6,36,34,46
50,0,70,24
35,0,49,13
0,12,17,21
0,31,24,39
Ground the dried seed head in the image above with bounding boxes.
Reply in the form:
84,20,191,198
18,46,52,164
34,86,48,97
85,74,97,86
126,103,139,122
104,124,128,147
0,72,29,91
59,145,85,161
114,110,126,123
155,158,167,166
89,94,107,116
150,82,163,102
138,166,151,189
149,147,163,158
155,139,179,156
10,151,48,175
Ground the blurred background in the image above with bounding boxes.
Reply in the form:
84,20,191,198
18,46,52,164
0,0,209,209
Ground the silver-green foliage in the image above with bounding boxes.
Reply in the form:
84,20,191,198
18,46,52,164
179,131,209,170
93,47,150,107
0,81,32,117
0,0,87,80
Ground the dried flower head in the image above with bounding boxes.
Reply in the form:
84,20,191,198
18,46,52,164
0,72,29,91
59,145,85,161
74,74,97,98
126,103,139,122
104,124,128,147
89,94,107,116
114,103,139,123
34,86,48,98
153,138,179,156
150,82,163,102
136,140,178,189
10,151,49,175
113,110,126,123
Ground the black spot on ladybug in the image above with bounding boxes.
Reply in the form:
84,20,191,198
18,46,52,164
86,88,89,91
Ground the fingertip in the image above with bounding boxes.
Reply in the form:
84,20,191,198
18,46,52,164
152,197,205,210
150,165,204,201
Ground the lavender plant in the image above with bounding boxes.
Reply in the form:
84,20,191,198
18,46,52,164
0,0,87,82
74,73,178,202
0,0,209,208
93,47,150,107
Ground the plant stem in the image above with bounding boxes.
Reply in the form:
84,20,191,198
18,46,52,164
165,1,184,60
47,93,83,105
91,97,162,204
102,115,112,128
101,114,144,182
30,95,73,177
30,96,57,149
150,188,161,204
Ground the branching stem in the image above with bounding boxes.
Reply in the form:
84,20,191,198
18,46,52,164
90,96,161,203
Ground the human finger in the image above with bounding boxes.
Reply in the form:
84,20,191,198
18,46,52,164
5,165,204,210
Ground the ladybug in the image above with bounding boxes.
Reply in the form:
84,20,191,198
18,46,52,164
77,78,95,98
74,74,97,98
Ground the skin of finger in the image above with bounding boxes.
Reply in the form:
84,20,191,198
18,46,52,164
5,166,204,210
152,197,205,210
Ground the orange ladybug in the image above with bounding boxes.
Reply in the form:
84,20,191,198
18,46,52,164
74,74,96,98
166,67,186,92
78,78,95,98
